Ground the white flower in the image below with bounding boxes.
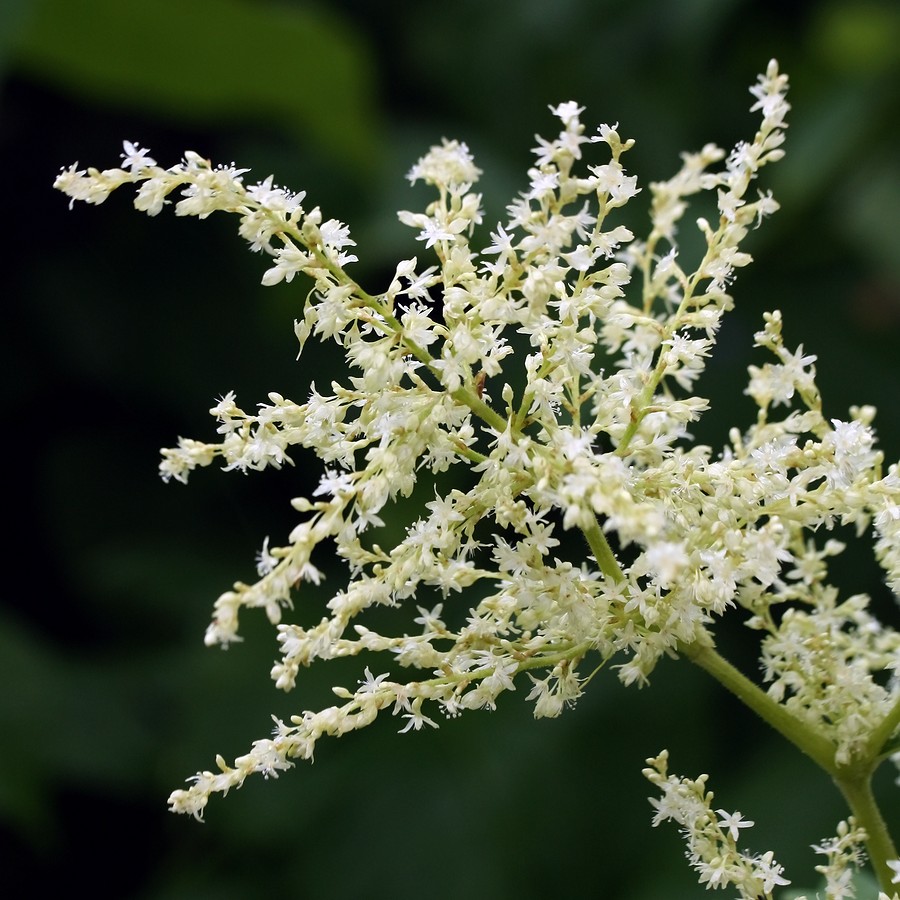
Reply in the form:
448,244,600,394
255,537,278,576
889,859,900,883
548,100,585,127
406,138,481,189
716,808,755,842
120,140,156,173
398,704,439,733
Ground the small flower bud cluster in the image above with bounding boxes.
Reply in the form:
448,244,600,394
808,818,869,899
643,751,791,897
645,756,896,899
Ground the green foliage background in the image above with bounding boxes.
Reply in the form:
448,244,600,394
3,1,899,896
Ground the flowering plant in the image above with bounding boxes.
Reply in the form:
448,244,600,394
55,61,900,897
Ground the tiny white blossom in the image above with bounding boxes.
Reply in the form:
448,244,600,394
889,859,900,884
398,705,439,733
255,537,278,576
120,140,156,173
717,808,755,842
406,138,481,189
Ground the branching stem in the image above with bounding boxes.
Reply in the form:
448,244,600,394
683,641,899,892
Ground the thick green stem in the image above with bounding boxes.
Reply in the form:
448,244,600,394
835,773,898,893
580,513,624,583
682,642,836,773
685,642,898,891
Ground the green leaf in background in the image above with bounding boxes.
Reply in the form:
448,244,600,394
9,0,383,172
0,0,31,74
810,0,900,74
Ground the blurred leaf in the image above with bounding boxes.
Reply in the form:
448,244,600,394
0,610,160,841
0,613,59,836
0,0,31,76
838,157,900,280
772,81,883,210
10,0,382,172
810,0,900,74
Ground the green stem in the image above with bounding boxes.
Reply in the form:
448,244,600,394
580,513,624,583
450,385,508,433
681,642,836,773
685,642,899,890
834,773,898,893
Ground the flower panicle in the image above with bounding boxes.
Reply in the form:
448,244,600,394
56,63,900,896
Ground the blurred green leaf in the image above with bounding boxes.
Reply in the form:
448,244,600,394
772,81,883,209
0,609,159,840
10,0,382,172
838,157,900,280
810,0,900,74
0,613,59,836
0,0,32,76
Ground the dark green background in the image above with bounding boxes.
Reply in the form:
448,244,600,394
3,1,899,896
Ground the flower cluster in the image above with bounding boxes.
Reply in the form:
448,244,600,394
644,753,898,899
809,817,869,899
644,751,791,897
56,61,900,892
